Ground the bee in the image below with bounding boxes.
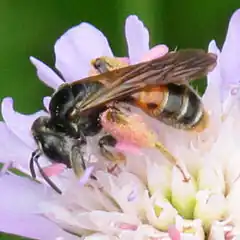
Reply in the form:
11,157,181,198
30,49,216,193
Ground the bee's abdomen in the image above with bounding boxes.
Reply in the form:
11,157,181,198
134,83,206,131
158,84,204,130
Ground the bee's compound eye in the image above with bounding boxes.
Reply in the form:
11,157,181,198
93,58,107,74
93,58,102,68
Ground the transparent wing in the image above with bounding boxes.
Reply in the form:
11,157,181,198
72,49,217,113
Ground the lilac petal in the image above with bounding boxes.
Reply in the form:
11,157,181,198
141,44,169,62
220,9,240,90
30,56,63,89
0,122,51,176
0,122,32,168
205,40,222,97
1,97,47,149
207,40,221,85
1,212,78,240
55,22,113,82
0,174,53,214
0,174,76,239
43,96,51,112
0,174,75,239
125,15,150,64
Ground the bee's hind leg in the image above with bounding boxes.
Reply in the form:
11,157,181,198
98,134,125,162
98,134,126,174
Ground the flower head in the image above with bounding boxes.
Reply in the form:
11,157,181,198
1,10,240,240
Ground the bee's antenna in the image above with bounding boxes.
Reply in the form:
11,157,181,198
30,150,62,194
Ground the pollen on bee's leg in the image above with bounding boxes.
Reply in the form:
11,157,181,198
100,109,158,147
101,109,190,181
116,141,142,155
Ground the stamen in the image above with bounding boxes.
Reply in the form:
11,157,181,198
215,218,236,240
79,166,94,186
114,222,138,231
168,225,181,240
189,140,199,152
107,163,122,176
0,161,13,176
230,87,239,96
127,187,137,202
155,142,190,182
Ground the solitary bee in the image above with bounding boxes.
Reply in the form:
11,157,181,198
30,49,217,193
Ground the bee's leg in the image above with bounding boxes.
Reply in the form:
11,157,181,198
30,149,62,194
70,140,97,181
70,142,86,178
98,134,125,163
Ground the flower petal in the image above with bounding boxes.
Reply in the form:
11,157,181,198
30,56,63,89
96,171,146,220
83,233,113,240
147,161,171,198
125,15,149,64
194,191,227,231
171,168,197,219
198,165,225,194
209,221,227,240
206,40,221,87
43,96,51,112
1,212,78,240
0,174,52,214
120,224,170,240
0,121,53,179
1,97,47,149
144,191,177,231
0,122,31,170
202,40,222,124
141,44,169,62
220,9,240,94
55,23,113,82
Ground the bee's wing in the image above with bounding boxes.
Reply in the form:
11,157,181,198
74,49,217,113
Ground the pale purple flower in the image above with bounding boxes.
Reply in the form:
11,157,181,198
0,15,168,239
29,15,168,91
2,9,240,240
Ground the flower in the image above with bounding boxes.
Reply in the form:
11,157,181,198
0,15,168,239
1,9,240,240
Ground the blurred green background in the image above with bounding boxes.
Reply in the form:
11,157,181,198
0,0,240,239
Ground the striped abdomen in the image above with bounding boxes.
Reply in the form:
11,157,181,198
133,83,208,132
